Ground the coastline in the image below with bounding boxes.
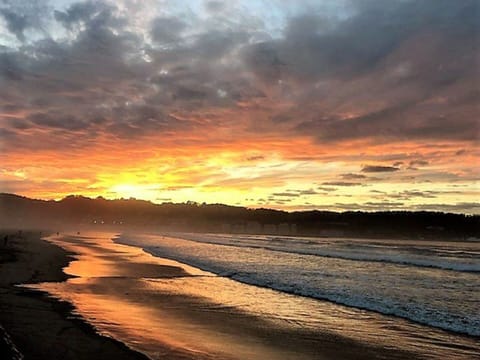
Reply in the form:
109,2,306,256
2,231,478,360
26,232,431,359
0,230,149,360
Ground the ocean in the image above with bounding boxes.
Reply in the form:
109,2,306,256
117,233,480,336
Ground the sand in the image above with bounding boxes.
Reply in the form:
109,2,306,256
0,230,148,360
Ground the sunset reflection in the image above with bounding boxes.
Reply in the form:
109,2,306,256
25,233,480,360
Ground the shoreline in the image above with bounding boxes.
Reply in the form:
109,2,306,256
138,246,480,339
2,230,479,359
118,232,480,339
35,232,421,359
0,230,149,360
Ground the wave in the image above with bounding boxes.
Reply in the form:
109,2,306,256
167,233,480,273
138,244,480,337
115,234,480,338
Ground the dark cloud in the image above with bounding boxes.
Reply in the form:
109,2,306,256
271,188,319,198
0,9,27,41
27,112,89,131
322,181,362,187
409,160,429,167
0,0,477,154
272,192,298,197
54,1,124,30
362,165,400,173
0,51,24,81
298,189,318,195
407,159,429,170
317,186,337,192
246,155,265,161
243,0,478,78
0,0,50,42
387,190,437,200
150,17,186,44
365,201,405,207
340,173,367,180
205,1,225,13
370,190,386,194
242,0,478,143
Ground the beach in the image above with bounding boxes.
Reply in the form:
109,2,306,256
0,231,148,360
1,231,479,359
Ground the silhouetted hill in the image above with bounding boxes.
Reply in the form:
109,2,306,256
0,193,478,240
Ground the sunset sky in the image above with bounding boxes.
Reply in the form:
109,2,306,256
0,0,478,213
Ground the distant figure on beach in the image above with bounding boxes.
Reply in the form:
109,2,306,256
77,231,80,235
3,235,8,247
56,232,59,236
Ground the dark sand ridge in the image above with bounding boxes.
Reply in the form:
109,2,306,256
27,232,426,360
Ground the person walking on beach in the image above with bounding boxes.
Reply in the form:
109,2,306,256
3,235,8,247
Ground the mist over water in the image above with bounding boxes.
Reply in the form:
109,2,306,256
117,233,480,336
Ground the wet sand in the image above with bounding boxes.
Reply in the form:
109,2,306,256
0,231,149,359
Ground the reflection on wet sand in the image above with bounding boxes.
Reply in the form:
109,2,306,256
25,233,480,360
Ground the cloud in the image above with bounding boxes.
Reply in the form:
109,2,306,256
27,112,92,131
0,0,477,212
150,17,186,44
271,188,319,198
365,201,405,207
0,9,27,41
245,0,478,143
407,159,429,170
54,1,124,30
246,155,265,161
1,0,477,152
387,190,438,200
340,173,367,180
361,165,400,173
297,189,318,195
317,186,337,192
205,1,225,13
322,181,362,187
272,192,298,197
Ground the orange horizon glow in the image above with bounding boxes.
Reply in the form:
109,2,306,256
2,131,478,213
0,0,478,214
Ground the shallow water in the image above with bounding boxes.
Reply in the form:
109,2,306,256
28,232,480,360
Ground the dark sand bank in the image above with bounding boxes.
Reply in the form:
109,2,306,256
0,231,149,360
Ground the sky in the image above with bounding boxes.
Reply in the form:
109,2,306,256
0,0,478,213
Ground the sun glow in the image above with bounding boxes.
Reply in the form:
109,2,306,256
109,184,162,200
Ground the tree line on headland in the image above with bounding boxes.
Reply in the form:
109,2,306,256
0,193,478,240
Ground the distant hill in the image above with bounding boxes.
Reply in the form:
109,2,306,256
0,193,478,240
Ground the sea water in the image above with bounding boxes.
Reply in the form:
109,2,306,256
116,233,480,337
